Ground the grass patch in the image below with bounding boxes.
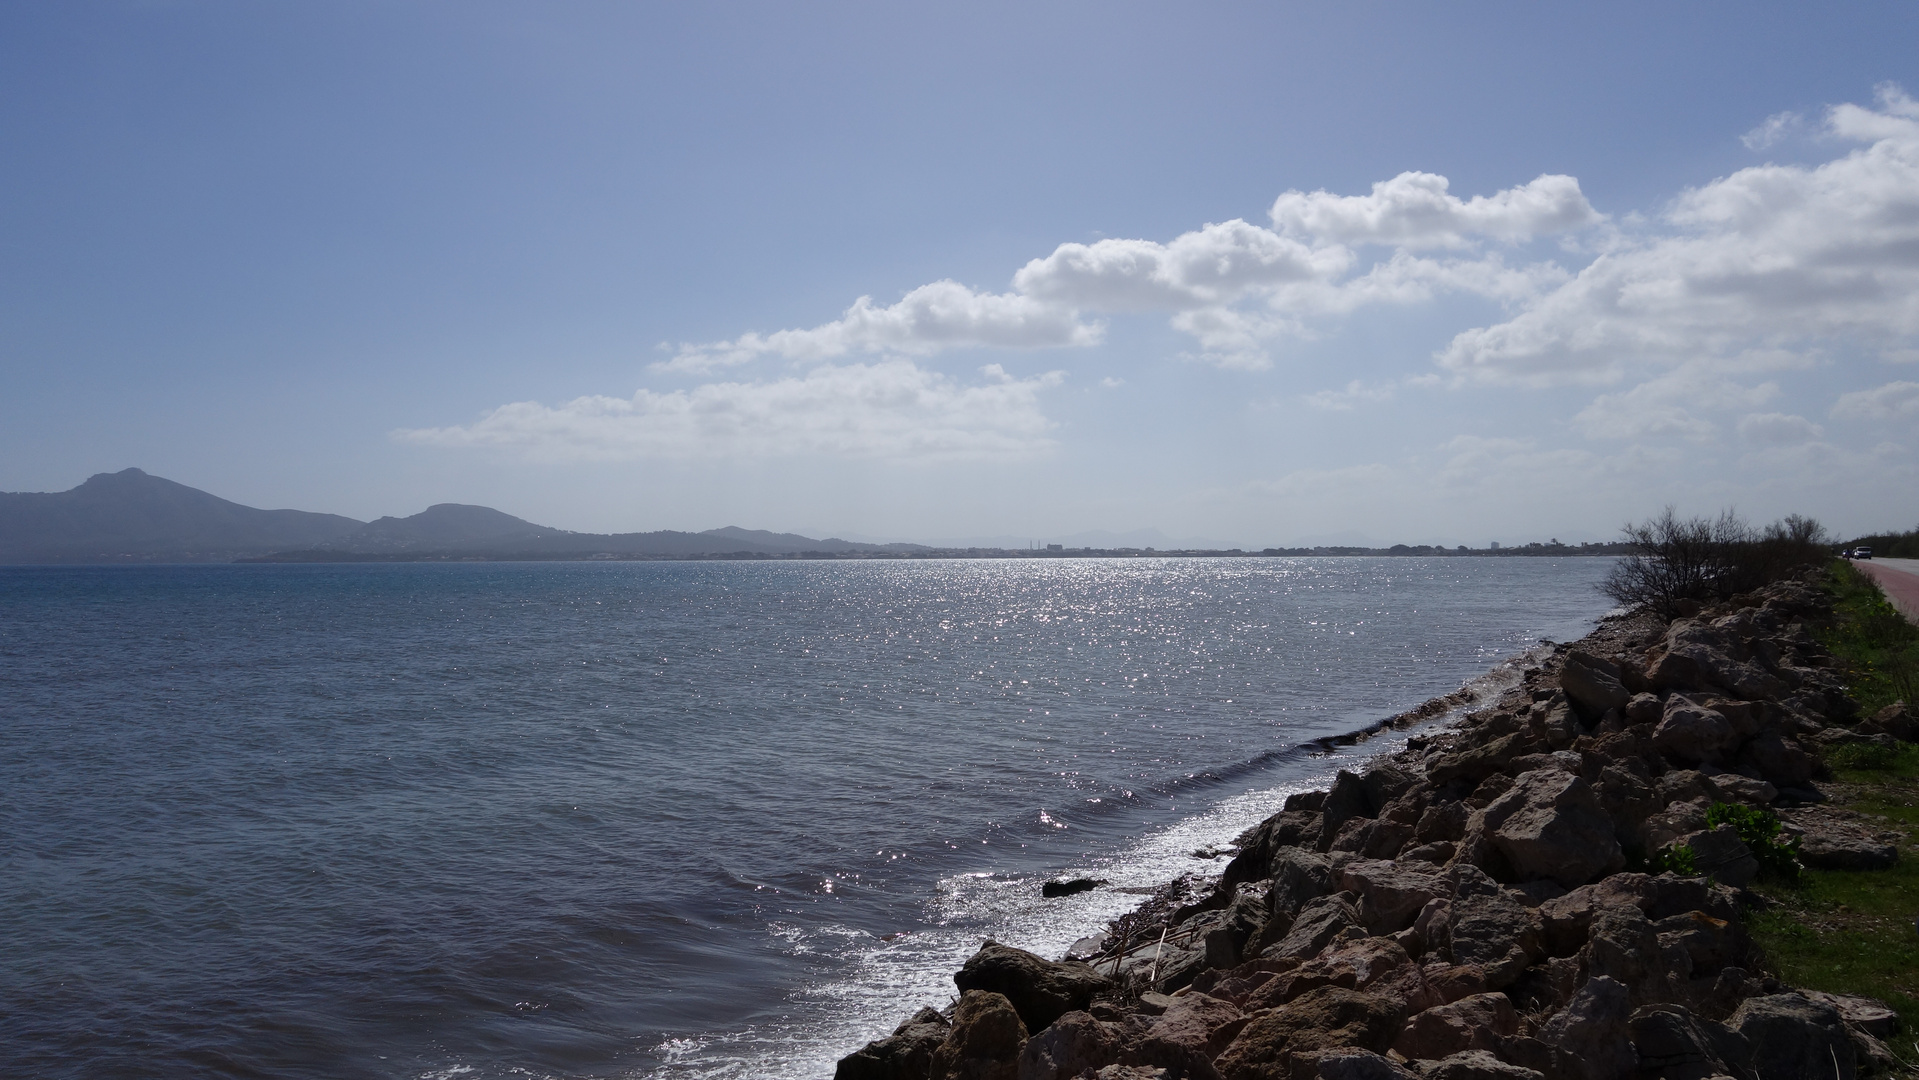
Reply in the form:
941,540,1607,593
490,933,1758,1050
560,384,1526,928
1744,562,1919,1041
1746,772,1919,1036
1819,560,1919,714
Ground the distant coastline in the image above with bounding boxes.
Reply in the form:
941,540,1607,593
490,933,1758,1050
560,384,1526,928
236,541,1635,564
2,468,1634,566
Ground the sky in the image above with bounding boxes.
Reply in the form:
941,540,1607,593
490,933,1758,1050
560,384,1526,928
3,2,1917,547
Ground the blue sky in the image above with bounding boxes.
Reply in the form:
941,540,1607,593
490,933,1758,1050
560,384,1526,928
4,2,1917,546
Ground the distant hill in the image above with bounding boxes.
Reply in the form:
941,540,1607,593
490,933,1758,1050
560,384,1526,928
0,470,925,563
327,504,558,553
0,469,365,562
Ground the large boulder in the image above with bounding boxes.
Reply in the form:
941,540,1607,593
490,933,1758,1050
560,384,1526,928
1338,860,1446,934
1264,892,1362,962
1627,1003,1751,1080
1651,623,1788,700
1472,769,1624,888
1390,992,1517,1060
1016,1011,1121,1080
1728,993,1857,1080
1269,848,1336,920
1856,701,1917,742
1214,986,1404,1080
1539,976,1635,1080
955,944,1112,1033
1289,1049,1417,1079
1143,992,1247,1059
1738,730,1821,787
1538,874,1656,957
1416,1050,1542,1080
837,1007,953,1080
1653,697,1739,764
1438,867,1538,989
1579,906,1664,1003
1683,825,1759,889
1246,937,1438,1015
1319,771,1378,852
1562,650,1632,721
1426,732,1527,788
931,991,1028,1080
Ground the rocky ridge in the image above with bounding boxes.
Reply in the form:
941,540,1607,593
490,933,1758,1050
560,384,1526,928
836,574,1917,1080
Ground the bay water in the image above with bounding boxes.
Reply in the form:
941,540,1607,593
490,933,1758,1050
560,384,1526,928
0,557,1616,1078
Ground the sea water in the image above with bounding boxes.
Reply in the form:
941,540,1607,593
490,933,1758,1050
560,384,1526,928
0,557,1615,1079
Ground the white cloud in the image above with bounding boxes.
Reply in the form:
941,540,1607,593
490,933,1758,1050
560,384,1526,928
1269,172,1601,248
1011,219,1344,310
656,173,1600,374
1741,111,1804,150
1441,86,1919,386
1831,380,1919,420
1305,380,1398,411
397,361,1064,461
1574,361,1782,442
1737,412,1825,444
657,281,1100,374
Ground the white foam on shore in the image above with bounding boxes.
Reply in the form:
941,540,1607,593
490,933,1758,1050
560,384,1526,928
635,644,1546,1080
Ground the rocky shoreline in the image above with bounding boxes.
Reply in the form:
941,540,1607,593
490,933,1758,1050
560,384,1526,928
835,573,1915,1080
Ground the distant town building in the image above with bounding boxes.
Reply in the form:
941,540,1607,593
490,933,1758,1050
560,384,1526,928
1489,541,1501,550
1046,543,1063,551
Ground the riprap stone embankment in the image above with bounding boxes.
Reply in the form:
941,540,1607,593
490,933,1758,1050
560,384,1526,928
836,574,1915,1080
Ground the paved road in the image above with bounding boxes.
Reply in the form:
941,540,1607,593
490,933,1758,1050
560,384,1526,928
1853,557,1919,624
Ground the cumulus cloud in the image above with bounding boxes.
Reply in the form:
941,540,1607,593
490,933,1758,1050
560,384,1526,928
1011,219,1345,310
1306,380,1399,411
397,361,1063,461
658,281,1100,374
1737,412,1825,444
1573,362,1782,442
1441,85,1919,385
1741,111,1804,150
1269,171,1601,248
656,170,1603,374
1831,379,1919,420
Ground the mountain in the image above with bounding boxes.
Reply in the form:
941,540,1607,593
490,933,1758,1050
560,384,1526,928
0,470,926,562
326,504,558,552
0,469,365,562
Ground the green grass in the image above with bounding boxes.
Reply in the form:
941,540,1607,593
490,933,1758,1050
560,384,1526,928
1744,564,1919,1053
1818,561,1919,714
1746,771,1919,1038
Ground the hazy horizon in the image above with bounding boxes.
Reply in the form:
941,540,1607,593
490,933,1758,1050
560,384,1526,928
4,4,1917,544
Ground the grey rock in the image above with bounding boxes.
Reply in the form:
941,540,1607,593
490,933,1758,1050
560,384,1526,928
1856,701,1916,742
1414,1050,1543,1080
1214,986,1406,1079
1800,990,1900,1040
1475,769,1625,888
1539,975,1635,1080
1017,1011,1121,1080
1390,992,1518,1060
1728,993,1856,1080
931,991,1028,1080
1270,848,1336,919
1563,650,1632,720
837,1006,954,1080
1265,893,1362,962
1628,1003,1751,1080
1339,859,1446,934
1684,825,1759,888
1654,697,1739,764
1442,867,1538,990
955,943,1112,1034
1293,1049,1417,1080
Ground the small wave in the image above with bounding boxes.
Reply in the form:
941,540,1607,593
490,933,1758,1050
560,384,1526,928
638,644,1544,1079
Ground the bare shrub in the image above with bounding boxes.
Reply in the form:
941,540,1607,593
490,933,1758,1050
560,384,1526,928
1600,508,1829,617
